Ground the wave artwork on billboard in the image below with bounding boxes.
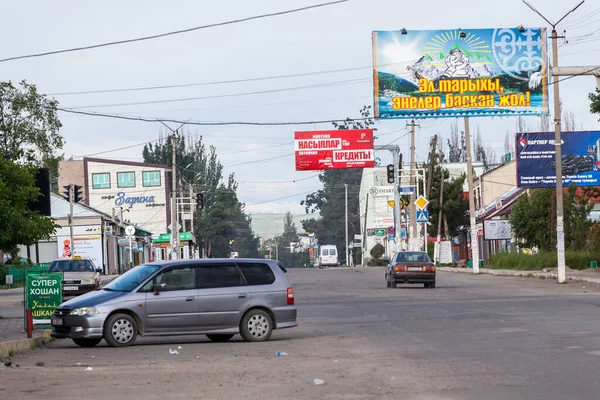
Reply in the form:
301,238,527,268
294,129,374,171
372,28,549,119
517,131,600,188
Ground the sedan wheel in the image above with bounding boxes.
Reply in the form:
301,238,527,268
240,309,273,342
104,313,138,347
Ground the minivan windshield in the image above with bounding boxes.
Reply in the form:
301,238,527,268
103,264,161,292
50,260,95,272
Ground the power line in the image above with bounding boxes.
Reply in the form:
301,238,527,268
47,61,416,97
65,78,371,109
0,1,350,63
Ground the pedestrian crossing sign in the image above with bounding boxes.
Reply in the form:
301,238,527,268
416,210,429,223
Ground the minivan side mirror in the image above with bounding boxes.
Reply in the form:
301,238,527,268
95,268,103,273
152,283,166,295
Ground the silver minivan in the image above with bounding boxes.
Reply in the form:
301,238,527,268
50,259,297,347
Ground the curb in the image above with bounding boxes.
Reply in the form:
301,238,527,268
438,267,600,284
0,330,52,358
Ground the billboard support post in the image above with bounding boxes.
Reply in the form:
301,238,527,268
522,0,586,283
551,29,566,284
464,117,479,273
407,120,419,250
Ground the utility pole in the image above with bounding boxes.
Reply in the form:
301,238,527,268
523,0,585,283
464,117,479,273
190,186,195,258
345,183,349,267
436,166,445,262
170,133,178,260
362,193,369,267
407,120,419,251
68,184,75,256
426,135,438,200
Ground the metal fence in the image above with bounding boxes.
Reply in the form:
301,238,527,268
7,264,51,284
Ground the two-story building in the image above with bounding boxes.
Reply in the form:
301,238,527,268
59,157,171,239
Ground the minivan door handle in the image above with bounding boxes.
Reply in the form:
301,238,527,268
238,294,247,299
185,297,195,302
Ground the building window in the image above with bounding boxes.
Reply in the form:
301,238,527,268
374,197,389,213
117,172,136,188
92,173,110,189
143,171,161,187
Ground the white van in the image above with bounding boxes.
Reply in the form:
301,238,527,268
318,245,339,267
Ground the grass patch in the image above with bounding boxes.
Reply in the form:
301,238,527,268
0,283,24,290
488,252,600,270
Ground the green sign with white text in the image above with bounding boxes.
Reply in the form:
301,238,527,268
26,273,62,326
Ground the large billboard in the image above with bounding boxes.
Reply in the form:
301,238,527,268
372,28,549,118
517,131,600,187
294,129,374,171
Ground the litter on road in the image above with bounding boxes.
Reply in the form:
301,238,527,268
275,351,288,356
169,349,179,355
313,379,325,386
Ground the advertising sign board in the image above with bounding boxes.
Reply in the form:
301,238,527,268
484,220,512,240
372,28,549,119
26,273,62,325
57,235,102,267
294,129,374,171
516,131,600,187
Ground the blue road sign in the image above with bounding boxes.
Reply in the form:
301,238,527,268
400,229,407,239
416,210,429,223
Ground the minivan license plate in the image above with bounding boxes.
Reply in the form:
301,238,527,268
408,267,422,271
63,286,78,291
52,318,63,326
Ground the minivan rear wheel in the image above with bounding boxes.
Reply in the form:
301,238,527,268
72,338,102,348
240,309,273,342
104,313,138,347
206,334,234,342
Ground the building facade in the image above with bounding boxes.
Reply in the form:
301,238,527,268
59,158,171,238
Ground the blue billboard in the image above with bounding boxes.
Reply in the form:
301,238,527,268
372,28,549,119
516,131,600,187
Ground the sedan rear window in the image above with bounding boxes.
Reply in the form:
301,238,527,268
395,252,431,263
238,263,276,286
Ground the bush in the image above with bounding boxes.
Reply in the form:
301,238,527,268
488,251,600,270
0,264,7,284
370,244,385,259
367,258,386,266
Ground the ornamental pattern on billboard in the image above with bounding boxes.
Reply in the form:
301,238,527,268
294,129,374,171
516,131,600,187
372,28,549,118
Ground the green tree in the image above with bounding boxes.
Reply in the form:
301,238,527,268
509,189,555,251
0,159,58,257
301,106,375,263
563,184,593,251
589,88,600,119
0,80,64,172
426,164,469,239
142,131,259,257
274,212,305,268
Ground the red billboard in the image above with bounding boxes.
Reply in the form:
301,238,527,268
294,129,375,171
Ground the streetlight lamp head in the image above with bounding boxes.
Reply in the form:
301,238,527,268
459,30,467,38
518,25,525,33
401,28,407,35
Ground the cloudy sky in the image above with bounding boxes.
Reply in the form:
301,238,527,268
2,0,599,215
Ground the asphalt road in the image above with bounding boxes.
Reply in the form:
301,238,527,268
3,268,600,400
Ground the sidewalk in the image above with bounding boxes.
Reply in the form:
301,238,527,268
438,266,600,284
0,274,118,357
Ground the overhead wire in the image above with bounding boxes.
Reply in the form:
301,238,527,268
0,0,350,63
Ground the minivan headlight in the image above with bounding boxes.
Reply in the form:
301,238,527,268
80,279,94,285
70,307,99,316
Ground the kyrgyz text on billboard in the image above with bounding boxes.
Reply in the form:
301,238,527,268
294,129,374,171
372,28,549,119
517,131,600,188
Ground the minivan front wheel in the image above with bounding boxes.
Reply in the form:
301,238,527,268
104,313,138,347
240,309,273,342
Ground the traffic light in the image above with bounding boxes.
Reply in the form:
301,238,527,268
196,193,204,210
62,185,71,201
386,164,395,184
73,185,83,203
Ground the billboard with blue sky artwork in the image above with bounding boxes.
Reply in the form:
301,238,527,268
372,28,549,119
517,131,600,188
